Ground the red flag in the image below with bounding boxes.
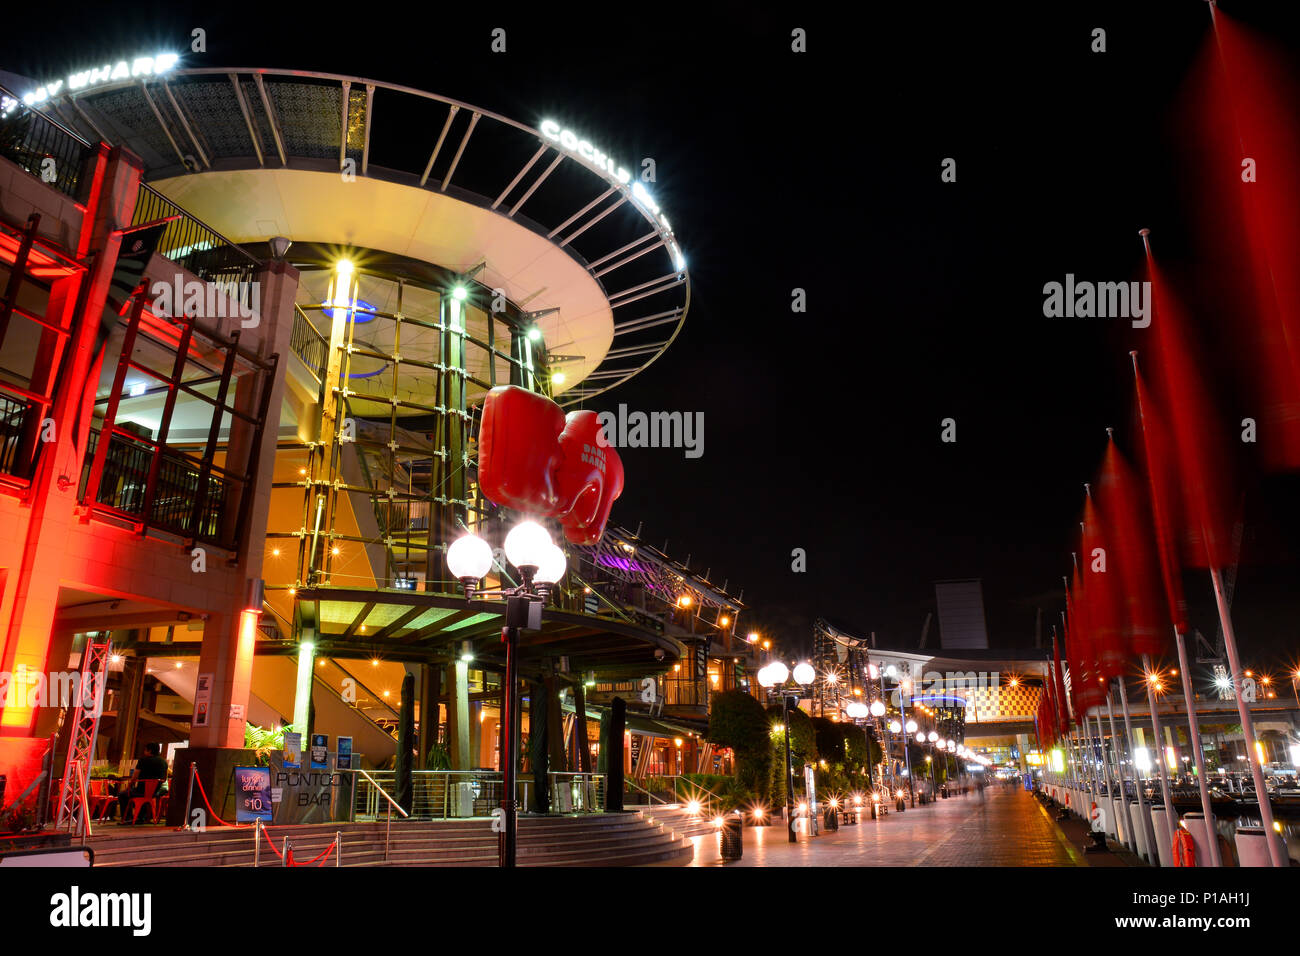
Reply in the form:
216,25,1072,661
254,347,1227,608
1067,568,1106,713
1144,249,1236,569
1096,434,1170,659
1131,358,1191,636
1053,635,1070,733
1082,489,1124,680
1189,12,1300,472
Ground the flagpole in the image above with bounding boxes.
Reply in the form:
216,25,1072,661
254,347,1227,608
1173,628,1222,866
1104,694,1138,855
1142,654,1178,857
1093,712,1116,843
1117,677,1161,864
1210,566,1287,866
1129,349,1223,866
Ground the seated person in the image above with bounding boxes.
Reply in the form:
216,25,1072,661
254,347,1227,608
117,743,169,823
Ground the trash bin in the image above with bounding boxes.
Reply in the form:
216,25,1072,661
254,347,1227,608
720,814,744,860
456,782,475,817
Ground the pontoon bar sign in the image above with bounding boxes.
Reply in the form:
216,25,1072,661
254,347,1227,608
22,52,180,106
540,119,685,272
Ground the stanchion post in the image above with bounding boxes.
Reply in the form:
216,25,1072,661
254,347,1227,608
282,838,289,866
336,830,342,867
184,763,196,830
254,819,260,868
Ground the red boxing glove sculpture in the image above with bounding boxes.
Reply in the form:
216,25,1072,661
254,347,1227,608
477,385,566,514
553,410,624,545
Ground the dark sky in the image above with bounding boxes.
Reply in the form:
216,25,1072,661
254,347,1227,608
5,1,1300,669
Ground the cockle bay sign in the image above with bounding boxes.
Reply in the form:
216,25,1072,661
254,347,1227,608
20,52,180,107
540,119,685,272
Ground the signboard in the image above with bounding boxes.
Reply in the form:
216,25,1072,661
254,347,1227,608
192,673,213,728
336,737,352,770
266,754,350,824
283,732,301,769
310,734,328,769
233,766,273,823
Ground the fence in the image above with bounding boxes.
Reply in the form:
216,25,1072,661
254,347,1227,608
0,85,96,200
79,428,233,549
131,183,260,283
351,769,605,819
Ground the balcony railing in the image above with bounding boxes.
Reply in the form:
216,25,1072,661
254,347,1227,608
131,183,260,283
80,428,233,549
0,392,33,480
0,86,97,201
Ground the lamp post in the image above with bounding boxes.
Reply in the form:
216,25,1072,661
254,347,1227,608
447,520,567,868
759,660,815,842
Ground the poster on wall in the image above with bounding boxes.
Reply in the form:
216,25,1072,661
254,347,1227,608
233,766,273,823
336,736,352,770
283,732,302,769
310,734,328,769
193,673,213,728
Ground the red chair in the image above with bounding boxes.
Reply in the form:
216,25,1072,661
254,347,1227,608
88,779,116,820
125,780,162,824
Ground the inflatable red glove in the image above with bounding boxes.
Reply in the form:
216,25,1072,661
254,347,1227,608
477,385,566,514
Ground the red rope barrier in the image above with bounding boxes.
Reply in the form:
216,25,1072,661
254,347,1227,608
258,824,285,858
191,771,250,828
258,823,336,866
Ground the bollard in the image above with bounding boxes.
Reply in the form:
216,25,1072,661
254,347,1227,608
1150,806,1176,868
1181,812,1214,867
1128,799,1151,863
1235,826,1272,867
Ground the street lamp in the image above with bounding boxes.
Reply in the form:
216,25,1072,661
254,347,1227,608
447,519,565,868
759,660,815,842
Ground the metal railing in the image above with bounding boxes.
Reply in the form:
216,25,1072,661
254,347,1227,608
0,392,32,479
353,768,408,861
547,772,604,813
623,777,672,806
79,428,234,548
290,307,328,379
351,769,606,819
0,85,96,200
132,183,260,282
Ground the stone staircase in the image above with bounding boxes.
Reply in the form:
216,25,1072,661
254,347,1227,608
635,804,723,839
83,813,694,867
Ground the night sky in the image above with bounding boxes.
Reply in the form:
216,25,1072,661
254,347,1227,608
5,1,1300,667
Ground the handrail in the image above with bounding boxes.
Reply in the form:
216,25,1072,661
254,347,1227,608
355,768,406,862
664,774,725,805
624,777,670,806
355,768,409,818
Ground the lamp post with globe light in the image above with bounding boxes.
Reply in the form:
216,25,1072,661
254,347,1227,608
758,659,816,842
446,519,567,868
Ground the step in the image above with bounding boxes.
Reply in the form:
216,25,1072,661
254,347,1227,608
87,812,697,867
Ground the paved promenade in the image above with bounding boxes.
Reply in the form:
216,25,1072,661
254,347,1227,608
691,784,1089,866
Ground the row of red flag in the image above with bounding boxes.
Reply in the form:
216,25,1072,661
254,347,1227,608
1036,10,1300,748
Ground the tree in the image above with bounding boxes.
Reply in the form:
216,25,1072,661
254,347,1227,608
766,703,816,804
706,691,771,798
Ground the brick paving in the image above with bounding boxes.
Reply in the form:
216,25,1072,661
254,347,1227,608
690,784,1088,867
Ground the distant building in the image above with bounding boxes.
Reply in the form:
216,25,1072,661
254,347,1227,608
934,579,989,650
